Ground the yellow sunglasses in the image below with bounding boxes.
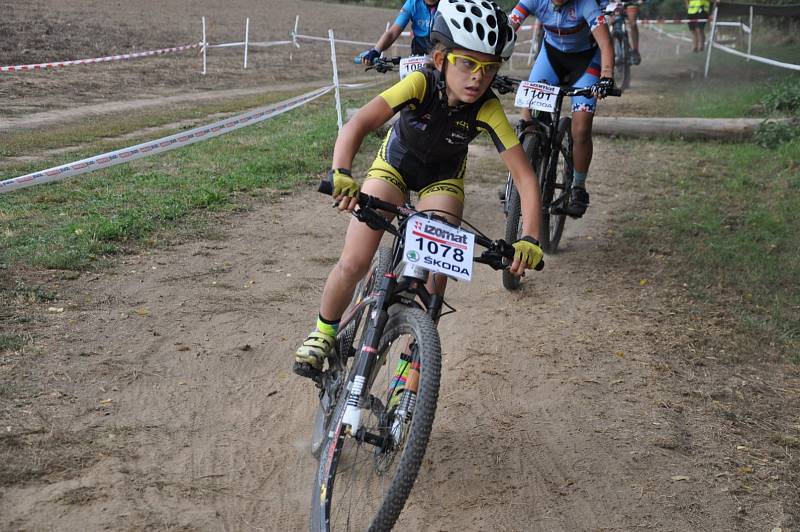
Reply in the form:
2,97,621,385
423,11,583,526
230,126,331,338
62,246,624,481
446,53,502,75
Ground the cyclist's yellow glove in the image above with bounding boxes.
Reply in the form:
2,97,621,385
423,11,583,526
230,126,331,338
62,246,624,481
329,168,360,198
512,236,543,269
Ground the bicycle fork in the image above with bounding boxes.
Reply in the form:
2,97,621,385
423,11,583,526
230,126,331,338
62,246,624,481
340,273,396,436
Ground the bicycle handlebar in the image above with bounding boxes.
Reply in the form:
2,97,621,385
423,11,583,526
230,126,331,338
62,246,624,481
317,179,544,272
492,75,623,98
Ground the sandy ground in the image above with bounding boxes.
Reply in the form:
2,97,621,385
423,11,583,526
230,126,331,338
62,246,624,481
1,3,799,531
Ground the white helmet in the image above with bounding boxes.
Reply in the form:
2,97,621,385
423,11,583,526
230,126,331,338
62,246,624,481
431,0,516,60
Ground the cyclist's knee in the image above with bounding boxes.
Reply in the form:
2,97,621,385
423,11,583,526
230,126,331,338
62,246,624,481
334,255,371,284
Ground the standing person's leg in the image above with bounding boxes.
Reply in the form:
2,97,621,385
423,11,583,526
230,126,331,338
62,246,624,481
697,13,707,51
688,18,698,52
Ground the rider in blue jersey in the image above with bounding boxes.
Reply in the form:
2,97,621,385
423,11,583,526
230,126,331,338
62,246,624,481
360,0,439,64
510,0,615,218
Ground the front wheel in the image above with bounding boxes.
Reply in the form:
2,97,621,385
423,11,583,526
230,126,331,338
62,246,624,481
540,117,573,253
311,307,442,532
502,131,542,290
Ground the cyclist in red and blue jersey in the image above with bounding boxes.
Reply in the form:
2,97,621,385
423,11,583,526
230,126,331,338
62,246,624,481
360,0,439,64
510,0,615,218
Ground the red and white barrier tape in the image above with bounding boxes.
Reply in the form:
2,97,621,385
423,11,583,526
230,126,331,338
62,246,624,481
0,85,333,193
0,43,201,73
711,41,800,71
640,18,708,24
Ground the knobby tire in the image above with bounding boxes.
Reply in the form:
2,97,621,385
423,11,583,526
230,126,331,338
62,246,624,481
540,117,573,253
311,306,442,532
613,31,631,91
502,131,542,290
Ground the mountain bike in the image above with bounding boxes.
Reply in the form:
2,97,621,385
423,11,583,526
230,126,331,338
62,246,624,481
605,1,634,91
492,75,621,290
308,179,542,531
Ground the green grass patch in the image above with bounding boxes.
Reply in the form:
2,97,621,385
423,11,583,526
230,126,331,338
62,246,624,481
0,90,305,160
0,92,378,270
615,136,800,360
0,334,28,353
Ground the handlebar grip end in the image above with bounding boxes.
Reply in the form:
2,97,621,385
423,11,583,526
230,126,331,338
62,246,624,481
609,87,623,97
318,180,333,195
535,259,545,271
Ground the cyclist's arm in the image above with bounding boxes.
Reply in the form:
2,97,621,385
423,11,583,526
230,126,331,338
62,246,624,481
331,96,394,171
591,23,614,79
374,24,404,53
332,71,425,170
509,1,534,31
500,145,543,248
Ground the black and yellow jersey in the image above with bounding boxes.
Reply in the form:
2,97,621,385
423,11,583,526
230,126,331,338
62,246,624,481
378,68,520,163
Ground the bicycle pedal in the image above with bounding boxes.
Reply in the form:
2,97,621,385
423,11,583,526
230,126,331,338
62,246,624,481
293,361,323,383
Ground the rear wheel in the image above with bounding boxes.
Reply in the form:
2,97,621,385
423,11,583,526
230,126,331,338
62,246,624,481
311,247,393,458
311,307,441,531
502,131,542,291
540,117,573,253
613,30,631,91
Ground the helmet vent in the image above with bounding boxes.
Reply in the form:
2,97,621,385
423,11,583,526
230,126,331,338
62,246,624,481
476,22,485,40
470,5,483,16
482,1,492,9
487,30,496,46
450,18,462,29
463,17,473,31
486,14,496,28
456,3,466,11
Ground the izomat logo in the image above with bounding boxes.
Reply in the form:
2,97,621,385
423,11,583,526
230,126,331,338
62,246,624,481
412,220,468,247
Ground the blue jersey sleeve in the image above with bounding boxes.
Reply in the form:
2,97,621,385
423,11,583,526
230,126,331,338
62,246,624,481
510,0,538,27
579,0,606,30
394,0,415,29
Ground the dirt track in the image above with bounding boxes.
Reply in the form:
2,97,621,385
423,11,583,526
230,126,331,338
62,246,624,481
1,3,799,531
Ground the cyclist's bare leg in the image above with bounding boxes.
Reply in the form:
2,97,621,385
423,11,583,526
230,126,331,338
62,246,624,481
627,7,639,51
318,178,405,321
571,110,594,175
416,192,464,297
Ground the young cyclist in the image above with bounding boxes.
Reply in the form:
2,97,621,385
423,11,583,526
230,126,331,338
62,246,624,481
509,0,616,218
295,0,545,380
360,0,439,64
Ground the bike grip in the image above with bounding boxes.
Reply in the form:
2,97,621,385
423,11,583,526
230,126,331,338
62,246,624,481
608,87,623,97
354,55,363,64
534,259,545,271
317,179,370,206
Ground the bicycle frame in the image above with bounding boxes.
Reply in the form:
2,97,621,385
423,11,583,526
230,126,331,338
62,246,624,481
316,182,519,442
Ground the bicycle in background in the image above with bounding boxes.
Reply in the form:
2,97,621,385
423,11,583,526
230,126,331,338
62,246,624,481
492,75,620,290
605,1,635,91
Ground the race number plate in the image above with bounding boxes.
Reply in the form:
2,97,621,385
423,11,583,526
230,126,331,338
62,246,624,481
514,81,559,112
399,55,431,79
403,215,475,282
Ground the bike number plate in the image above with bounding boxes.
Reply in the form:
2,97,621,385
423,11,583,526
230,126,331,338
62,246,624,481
515,81,558,112
403,216,474,282
399,55,431,79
